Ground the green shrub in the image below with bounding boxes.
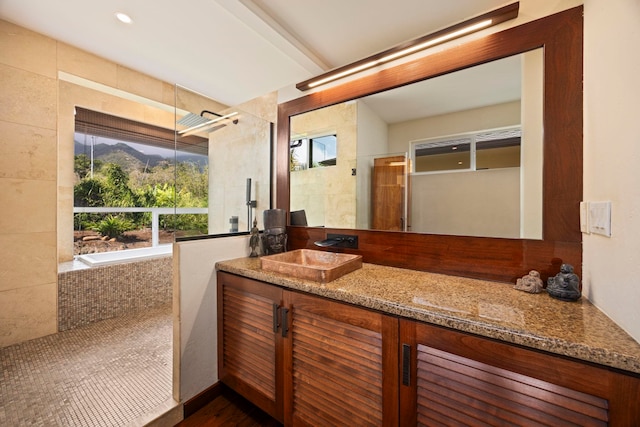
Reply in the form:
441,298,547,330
74,178,105,207
94,215,135,238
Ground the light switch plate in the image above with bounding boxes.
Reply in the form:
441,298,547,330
580,201,589,233
589,201,612,237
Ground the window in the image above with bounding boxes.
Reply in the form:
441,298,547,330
73,107,209,255
290,134,337,171
412,127,521,173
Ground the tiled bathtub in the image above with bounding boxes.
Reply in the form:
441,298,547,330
57,256,172,331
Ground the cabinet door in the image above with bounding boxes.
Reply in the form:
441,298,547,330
217,272,285,422
399,320,640,426
283,291,399,426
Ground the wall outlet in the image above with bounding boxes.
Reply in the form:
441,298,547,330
588,201,612,237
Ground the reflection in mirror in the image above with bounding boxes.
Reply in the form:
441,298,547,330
290,134,337,170
357,152,410,231
290,49,543,239
290,102,358,228
175,86,274,238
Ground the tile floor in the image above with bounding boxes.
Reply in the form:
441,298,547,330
0,304,174,426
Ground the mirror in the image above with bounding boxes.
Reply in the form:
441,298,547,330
277,7,583,281
289,50,543,239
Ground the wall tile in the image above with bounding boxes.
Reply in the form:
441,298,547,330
161,81,176,107
142,104,176,130
0,63,57,129
0,178,56,233
57,184,74,262
0,121,56,180
117,65,167,104
0,232,56,292
56,104,75,184
235,91,278,123
0,20,56,78
58,257,172,331
57,42,118,88
0,282,57,347
175,85,229,114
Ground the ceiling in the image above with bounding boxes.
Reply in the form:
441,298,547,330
0,0,515,112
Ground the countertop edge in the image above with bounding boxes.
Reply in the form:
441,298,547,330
216,260,640,375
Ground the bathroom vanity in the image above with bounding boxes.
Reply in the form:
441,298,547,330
216,257,640,426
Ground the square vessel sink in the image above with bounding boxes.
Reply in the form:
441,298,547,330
260,249,362,283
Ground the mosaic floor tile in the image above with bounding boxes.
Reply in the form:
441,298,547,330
0,305,172,426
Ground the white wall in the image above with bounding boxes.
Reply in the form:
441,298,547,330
173,235,250,402
387,101,521,154
411,168,520,238
583,0,640,342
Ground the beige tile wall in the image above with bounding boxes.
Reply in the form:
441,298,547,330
0,21,58,347
0,18,230,347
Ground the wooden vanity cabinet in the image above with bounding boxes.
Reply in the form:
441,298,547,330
219,271,640,425
217,271,285,421
282,290,399,426
217,272,399,426
399,320,640,426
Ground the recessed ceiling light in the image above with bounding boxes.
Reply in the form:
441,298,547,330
115,12,133,24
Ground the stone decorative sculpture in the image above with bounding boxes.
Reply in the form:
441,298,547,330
546,263,581,301
514,270,544,294
262,228,287,255
262,209,287,255
249,217,260,257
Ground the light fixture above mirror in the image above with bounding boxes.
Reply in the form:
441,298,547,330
296,2,519,91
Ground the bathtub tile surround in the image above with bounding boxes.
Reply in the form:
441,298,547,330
58,257,172,331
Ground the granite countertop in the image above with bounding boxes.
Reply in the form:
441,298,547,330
216,257,640,375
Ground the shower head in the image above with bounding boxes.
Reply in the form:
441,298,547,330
177,111,239,136
177,110,231,127
176,112,210,127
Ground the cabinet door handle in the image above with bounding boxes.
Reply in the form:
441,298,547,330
272,303,279,333
402,343,411,386
281,307,289,338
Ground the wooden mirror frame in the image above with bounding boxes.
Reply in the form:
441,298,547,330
276,6,583,283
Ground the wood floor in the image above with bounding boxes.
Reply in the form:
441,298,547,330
176,388,281,427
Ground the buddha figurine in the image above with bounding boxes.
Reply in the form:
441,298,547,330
262,209,287,255
249,217,260,257
546,263,581,301
514,270,544,294
262,227,287,255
